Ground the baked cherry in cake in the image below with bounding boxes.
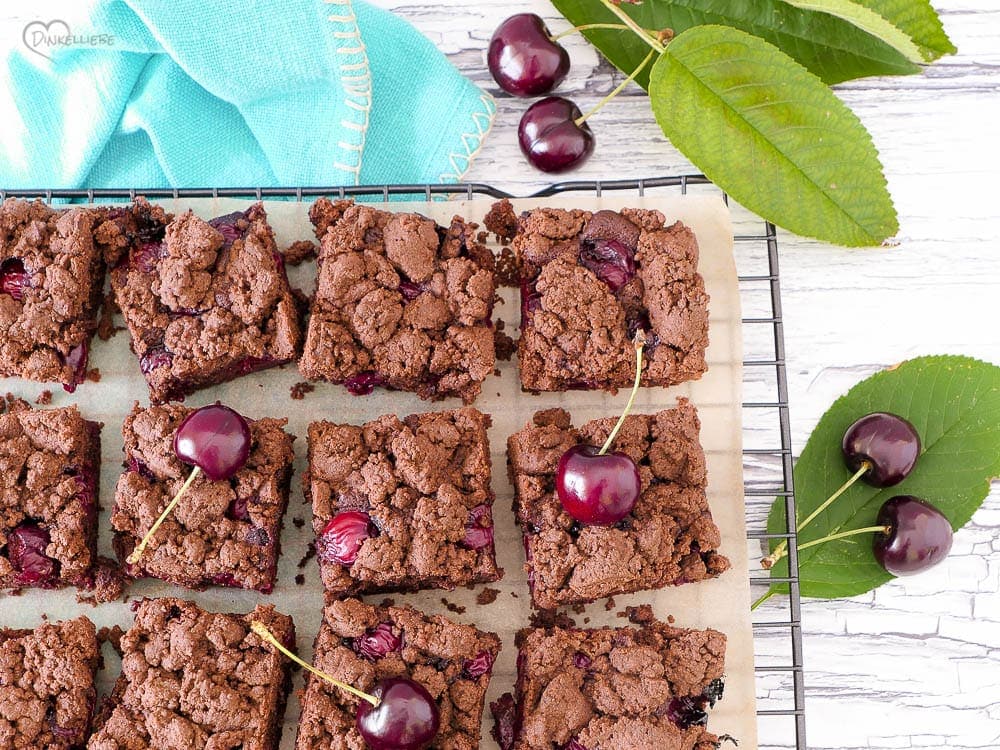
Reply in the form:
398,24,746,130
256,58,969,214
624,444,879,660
302,198,496,404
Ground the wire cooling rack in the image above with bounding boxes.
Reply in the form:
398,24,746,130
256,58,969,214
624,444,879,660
3,176,806,750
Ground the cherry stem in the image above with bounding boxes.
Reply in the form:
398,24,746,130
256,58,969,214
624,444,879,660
127,466,201,564
798,525,891,551
760,461,870,569
251,622,380,708
552,23,635,41
575,48,656,126
597,0,665,53
750,589,775,611
599,331,646,456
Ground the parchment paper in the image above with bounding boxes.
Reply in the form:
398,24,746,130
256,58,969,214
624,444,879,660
0,194,756,750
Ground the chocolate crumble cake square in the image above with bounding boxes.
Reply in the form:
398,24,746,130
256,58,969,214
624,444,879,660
294,598,501,750
111,403,294,593
0,198,111,390
301,198,496,404
507,401,729,610
507,203,709,391
108,199,301,403
0,616,100,749
0,403,103,595
490,612,727,750
306,407,502,598
88,598,295,750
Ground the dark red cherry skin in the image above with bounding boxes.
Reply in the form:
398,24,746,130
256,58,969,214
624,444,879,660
7,523,57,585
353,622,402,661
173,404,252,481
0,257,31,300
556,444,640,525
842,412,921,487
317,511,373,566
874,495,953,576
355,677,440,750
518,97,594,173
488,14,570,97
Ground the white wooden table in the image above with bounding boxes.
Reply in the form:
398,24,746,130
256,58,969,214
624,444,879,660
368,1,1000,747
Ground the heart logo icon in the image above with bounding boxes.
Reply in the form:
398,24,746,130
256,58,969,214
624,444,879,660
22,19,71,61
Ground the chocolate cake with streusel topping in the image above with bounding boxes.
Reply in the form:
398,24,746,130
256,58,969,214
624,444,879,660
111,403,294,593
0,198,113,390
108,199,301,403
88,598,295,750
294,597,501,750
0,616,99,749
301,198,496,403
507,401,729,610
507,204,709,392
0,402,104,595
306,407,501,598
490,611,727,750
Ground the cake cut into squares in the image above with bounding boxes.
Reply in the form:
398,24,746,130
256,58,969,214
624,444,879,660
0,402,103,594
0,198,112,390
294,597,501,750
111,402,294,593
507,400,729,610
108,199,301,403
301,198,496,404
306,406,501,598
88,598,295,750
490,609,727,750
0,616,100,749
498,201,709,392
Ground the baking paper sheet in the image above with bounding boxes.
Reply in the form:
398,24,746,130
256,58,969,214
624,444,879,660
0,194,756,749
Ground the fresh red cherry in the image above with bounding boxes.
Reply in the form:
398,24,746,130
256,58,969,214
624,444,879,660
317,511,373,566
488,14,570,97
0,257,31,300
356,677,440,750
174,404,252,481
842,412,921,487
518,97,594,173
556,444,640,525
874,495,953,576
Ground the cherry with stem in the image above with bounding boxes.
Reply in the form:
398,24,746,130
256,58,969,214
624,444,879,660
760,412,920,570
127,404,251,565
253,622,440,750
556,331,645,526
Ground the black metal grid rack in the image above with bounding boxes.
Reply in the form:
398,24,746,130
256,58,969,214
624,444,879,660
2,175,806,750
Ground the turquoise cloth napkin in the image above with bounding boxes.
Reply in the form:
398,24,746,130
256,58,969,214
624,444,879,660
0,0,495,189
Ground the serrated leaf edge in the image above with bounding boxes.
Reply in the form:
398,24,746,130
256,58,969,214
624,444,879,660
781,0,924,63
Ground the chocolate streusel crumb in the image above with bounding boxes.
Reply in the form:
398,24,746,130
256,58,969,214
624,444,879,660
0,617,100,750
283,239,317,265
110,403,294,593
296,598,500,750
35,389,52,404
88,598,295,750
485,198,519,244
477,587,501,605
512,206,709,391
508,400,729,609
301,198,496,404
306,407,501,598
494,614,727,750
290,381,315,400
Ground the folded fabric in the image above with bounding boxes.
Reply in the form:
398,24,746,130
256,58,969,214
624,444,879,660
0,0,495,189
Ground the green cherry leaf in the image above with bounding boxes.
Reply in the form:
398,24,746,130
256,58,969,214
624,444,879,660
549,0,921,89
648,24,898,246
848,0,957,61
763,356,1000,601
780,0,924,63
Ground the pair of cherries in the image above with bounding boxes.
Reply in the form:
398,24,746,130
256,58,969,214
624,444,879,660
764,412,953,576
488,14,594,173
